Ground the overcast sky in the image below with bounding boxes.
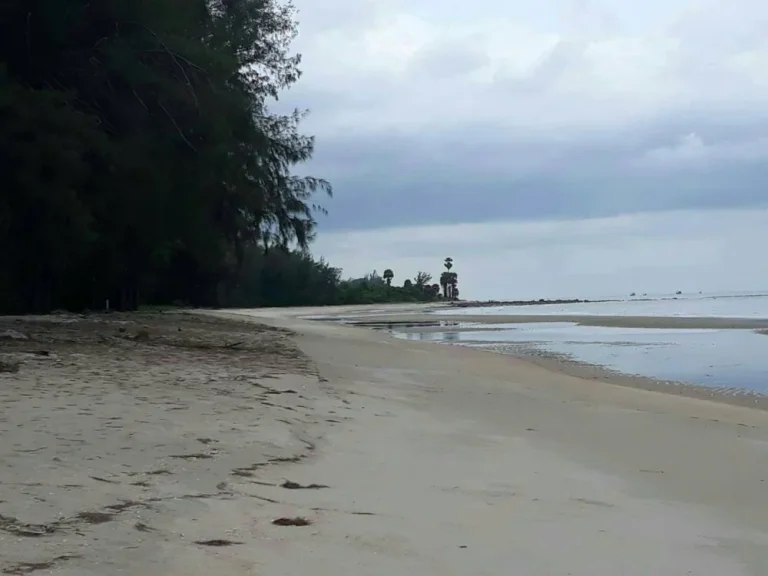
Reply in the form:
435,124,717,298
283,0,768,300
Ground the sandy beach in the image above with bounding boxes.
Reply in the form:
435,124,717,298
2,307,768,575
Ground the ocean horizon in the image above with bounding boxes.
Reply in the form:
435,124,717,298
443,290,768,320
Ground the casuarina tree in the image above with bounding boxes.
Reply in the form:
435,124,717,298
0,0,330,313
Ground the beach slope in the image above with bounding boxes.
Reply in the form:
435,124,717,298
218,309,768,575
2,308,767,575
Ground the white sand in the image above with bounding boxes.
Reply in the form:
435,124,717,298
2,307,768,575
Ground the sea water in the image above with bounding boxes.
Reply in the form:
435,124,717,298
393,322,768,395
439,292,768,319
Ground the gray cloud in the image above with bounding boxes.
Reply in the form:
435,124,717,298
313,207,768,299
283,0,768,233
306,113,768,230
408,38,490,78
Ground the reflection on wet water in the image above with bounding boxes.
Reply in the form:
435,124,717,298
391,323,768,395
364,321,461,330
399,330,462,342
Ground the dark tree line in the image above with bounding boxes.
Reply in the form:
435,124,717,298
0,0,334,313
228,256,444,307
336,270,441,305
0,1,454,313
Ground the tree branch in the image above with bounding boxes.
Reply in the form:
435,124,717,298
158,99,196,152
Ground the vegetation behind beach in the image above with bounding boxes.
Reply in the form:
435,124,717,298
0,0,450,312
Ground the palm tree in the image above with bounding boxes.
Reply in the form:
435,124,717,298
440,271,451,299
383,269,394,286
440,258,457,299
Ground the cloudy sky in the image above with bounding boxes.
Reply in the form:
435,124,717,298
283,0,768,300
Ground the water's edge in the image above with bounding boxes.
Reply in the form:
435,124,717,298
346,319,768,411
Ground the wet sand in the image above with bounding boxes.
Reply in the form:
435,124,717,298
222,307,768,574
460,340,768,410
345,312,768,330
315,305,768,408
2,307,768,574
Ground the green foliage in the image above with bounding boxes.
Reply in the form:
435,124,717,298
0,3,455,312
226,246,342,308
439,260,458,300
336,271,438,305
220,256,439,307
0,0,330,313
414,271,432,287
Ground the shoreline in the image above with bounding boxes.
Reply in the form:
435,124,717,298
343,312,768,330
3,307,768,573
447,298,604,308
220,307,768,574
315,309,768,410
453,340,768,411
